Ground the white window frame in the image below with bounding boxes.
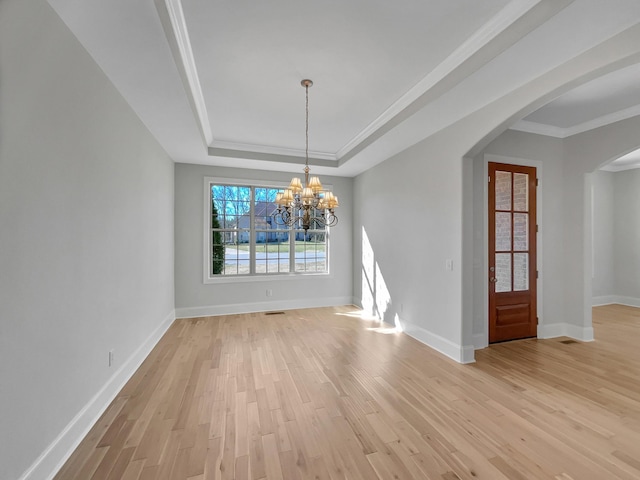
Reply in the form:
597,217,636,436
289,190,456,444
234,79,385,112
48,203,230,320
203,176,332,284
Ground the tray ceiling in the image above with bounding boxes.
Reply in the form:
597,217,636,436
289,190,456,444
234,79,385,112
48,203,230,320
46,0,640,175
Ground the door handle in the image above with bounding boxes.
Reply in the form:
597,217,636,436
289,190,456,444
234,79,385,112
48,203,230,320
490,277,498,283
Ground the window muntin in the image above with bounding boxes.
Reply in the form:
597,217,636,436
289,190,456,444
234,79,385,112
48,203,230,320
294,230,326,273
207,181,329,278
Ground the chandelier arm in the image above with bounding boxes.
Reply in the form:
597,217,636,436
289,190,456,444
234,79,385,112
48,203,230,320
275,210,336,230
324,213,338,227
273,206,294,226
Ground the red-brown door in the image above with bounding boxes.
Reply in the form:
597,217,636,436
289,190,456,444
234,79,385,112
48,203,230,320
489,162,537,343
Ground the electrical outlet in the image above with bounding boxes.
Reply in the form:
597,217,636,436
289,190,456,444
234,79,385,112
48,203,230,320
266,289,273,297
108,350,114,367
446,259,453,271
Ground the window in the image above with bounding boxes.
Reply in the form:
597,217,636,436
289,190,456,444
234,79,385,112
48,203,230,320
205,178,329,280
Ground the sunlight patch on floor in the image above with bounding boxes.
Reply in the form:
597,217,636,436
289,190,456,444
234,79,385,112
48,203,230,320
338,310,404,334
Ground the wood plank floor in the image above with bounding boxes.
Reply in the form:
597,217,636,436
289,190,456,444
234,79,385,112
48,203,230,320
54,304,640,480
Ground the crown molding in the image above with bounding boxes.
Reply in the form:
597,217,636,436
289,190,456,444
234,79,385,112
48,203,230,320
564,103,640,137
164,0,213,145
336,0,542,159
164,0,542,163
512,104,640,139
209,139,338,162
206,147,339,170
509,120,566,137
163,0,337,163
600,161,640,172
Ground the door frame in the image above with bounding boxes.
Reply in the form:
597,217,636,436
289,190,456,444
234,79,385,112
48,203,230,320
478,154,543,348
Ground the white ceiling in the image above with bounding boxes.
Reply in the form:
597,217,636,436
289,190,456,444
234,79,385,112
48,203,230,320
511,60,640,171
46,0,640,176
183,0,510,154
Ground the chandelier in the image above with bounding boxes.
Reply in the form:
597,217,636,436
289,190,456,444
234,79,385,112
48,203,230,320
273,79,338,232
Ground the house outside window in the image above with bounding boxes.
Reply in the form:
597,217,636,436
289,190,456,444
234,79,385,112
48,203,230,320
204,178,329,281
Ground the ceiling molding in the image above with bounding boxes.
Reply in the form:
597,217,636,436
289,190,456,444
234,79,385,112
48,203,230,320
48,0,640,176
164,0,542,163
601,147,640,172
163,0,338,162
163,0,213,145
207,147,339,169
564,103,640,137
209,140,338,162
336,0,542,159
600,160,640,172
509,119,566,137
512,103,640,138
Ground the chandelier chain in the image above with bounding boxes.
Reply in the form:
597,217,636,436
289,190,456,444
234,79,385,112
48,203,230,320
305,82,309,168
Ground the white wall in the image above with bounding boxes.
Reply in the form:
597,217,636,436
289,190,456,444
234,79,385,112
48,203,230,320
0,2,175,479
592,168,640,306
592,170,615,301
613,169,640,303
174,163,353,316
352,23,640,362
353,131,468,362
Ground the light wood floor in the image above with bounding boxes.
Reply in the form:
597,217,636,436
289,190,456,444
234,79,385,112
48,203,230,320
54,304,640,480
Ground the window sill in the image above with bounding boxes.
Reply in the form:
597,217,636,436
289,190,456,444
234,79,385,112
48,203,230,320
203,271,331,285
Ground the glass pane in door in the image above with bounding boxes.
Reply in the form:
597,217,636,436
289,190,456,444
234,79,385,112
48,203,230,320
513,173,529,211
496,171,512,210
496,253,512,292
513,213,528,251
495,212,512,251
514,253,529,291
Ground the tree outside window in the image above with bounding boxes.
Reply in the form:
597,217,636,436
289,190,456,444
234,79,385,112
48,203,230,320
208,182,328,277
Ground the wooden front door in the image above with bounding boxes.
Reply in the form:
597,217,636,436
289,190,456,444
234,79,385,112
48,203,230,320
488,162,537,343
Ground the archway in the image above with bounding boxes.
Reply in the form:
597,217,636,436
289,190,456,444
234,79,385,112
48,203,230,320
592,149,640,307
459,48,640,357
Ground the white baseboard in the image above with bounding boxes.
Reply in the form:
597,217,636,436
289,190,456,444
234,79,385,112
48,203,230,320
538,322,594,342
592,295,640,307
460,344,476,364
592,295,617,306
351,298,474,363
537,323,565,339
185,297,476,364
402,322,475,364
473,333,488,350
617,296,640,308
175,296,354,318
20,310,176,480
566,323,594,342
